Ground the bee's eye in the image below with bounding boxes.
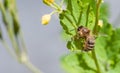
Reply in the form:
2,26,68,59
77,26,83,31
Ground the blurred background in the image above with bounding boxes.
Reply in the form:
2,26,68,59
0,0,120,73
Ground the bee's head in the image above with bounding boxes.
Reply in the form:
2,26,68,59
77,26,90,38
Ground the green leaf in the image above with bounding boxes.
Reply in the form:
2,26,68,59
60,0,120,73
61,53,84,73
100,3,109,21
67,41,74,50
61,52,96,73
95,37,108,61
107,61,120,73
67,38,83,51
98,27,120,72
94,37,108,72
60,0,97,52
106,28,120,60
61,30,72,41
59,0,96,36
100,23,113,36
59,10,76,35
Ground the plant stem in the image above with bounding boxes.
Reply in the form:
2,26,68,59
0,1,43,73
20,52,42,73
92,0,102,73
52,2,61,11
19,31,28,54
92,49,101,73
86,5,90,27
60,0,64,7
23,60,42,73
0,1,21,59
93,0,102,35
1,40,17,59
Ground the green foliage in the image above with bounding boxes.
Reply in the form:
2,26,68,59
67,38,83,51
42,0,120,73
99,3,109,21
60,0,96,51
59,0,120,73
61,53,96,73
60,0,96,32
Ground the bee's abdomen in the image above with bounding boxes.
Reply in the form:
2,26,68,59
83,36,95,51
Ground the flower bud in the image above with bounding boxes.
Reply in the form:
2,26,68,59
102,0,104,3
96,0,104,3
41,14,51,25
98,20,103,27
43,0,54,6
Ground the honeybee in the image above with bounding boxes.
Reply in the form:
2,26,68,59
77,26,95,52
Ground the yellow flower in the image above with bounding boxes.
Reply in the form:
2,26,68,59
98,20,103,27
41,14,51,25
43,0,54,6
